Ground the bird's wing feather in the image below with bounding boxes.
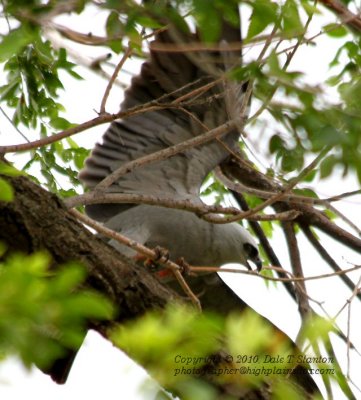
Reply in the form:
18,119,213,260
79,24,244,221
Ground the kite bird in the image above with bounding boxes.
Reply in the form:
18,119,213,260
79,31,261,274
48,9,321,399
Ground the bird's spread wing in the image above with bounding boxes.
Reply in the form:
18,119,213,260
79,22,245,221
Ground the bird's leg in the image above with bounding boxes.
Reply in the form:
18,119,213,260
153,245,170,264
134,246,170,274
175,257,194,276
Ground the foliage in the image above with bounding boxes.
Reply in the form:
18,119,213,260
112,304,333,400
0,249,113,370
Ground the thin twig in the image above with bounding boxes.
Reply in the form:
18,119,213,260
301,224,361,301
188,263,361,283
100,45,133,114
248,8,315,123
0,107,30,143
332,274,361,378
323,202,361,237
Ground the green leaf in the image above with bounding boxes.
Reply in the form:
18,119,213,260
281,0,303,37
106,11,124,37
300,0,321,16
281,148,304,172
0,251,113,369
273,380,303,400
300,315,335,344
260,267,276,288
247,1,278,40
293,188,318,198
135,15,162,29
324,23,348,38
0,162,24,176
111,305,222,385
269,134,285,154
0,178,14,201
320,155,338,179
50,117,75,130
0,25,36,62
193,0,222,42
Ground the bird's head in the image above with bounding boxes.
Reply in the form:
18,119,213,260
234,224,262,271
243,241,262,271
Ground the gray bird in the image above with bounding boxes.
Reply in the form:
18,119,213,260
79,20,261,277
48,9,321,398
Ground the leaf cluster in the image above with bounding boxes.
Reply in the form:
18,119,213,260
112,304,336,400
0,248,113,370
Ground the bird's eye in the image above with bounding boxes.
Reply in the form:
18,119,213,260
243,243,259,258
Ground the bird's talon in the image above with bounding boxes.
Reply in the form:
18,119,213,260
153,245,170,264
176,257,191,275
143,258,158,271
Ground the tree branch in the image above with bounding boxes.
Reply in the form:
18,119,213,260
319,0,361,33
0,175,176,318
223,157,361,254
301,224,361,301
282,222,311,319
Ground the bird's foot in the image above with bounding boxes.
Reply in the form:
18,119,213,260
153,245,170,264
133,246,169,268
175,257,193,276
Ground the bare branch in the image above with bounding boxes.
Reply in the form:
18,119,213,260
319,0,361,33
0,106,157,154
0,74,223,154
65,192,240,215
100,46,133,114
188,264,361,283
201,209,300,223
301,224,361,301
282,222,311,319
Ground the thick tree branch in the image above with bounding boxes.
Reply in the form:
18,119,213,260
282,222,311,320
0,175,176,318
223,158,361,254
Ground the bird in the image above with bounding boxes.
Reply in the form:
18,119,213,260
79,16,262,280
53,7,321,398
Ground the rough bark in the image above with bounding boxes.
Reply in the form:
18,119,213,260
0,174,175,318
